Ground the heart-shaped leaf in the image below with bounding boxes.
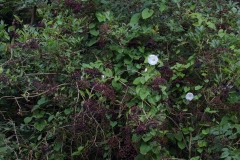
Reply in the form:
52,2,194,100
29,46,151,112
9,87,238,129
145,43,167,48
142,8,154,19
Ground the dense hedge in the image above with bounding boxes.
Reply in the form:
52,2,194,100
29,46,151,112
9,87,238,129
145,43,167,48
1,0,240,159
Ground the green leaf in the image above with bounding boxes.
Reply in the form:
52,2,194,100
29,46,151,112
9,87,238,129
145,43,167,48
159,3,168,13
96,12,105,22
33,110,45,118
139,88,150,100
198,140,207,147
110,121,117,127
48,115,55,122
177,141,185,149
220,151,230,158
64,108,71,115
24,117,32,124
132,133,141,142
133,77,141,85
218,29,225,38
54,140,62,151
206,21,216,30
190,156,201,160
184,86,190,92
34,120,47,131
174,133,182,141
130,13,141,25
142,133,153,142
87,37,99,46
0,66,3,74
37,97,48,105
195,85,202,90
112,79,122,91
142,8,154,19
205,107,218,113
90,29,99,36
140,142,152,155
202,128,210,135
77,146,84,151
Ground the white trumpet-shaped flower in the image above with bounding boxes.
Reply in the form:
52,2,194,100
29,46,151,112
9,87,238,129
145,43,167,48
186,92,194,101
148,55,158,65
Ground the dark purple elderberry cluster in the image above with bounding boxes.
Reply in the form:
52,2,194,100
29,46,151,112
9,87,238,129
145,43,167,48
159,65,173,80
194,59,202,68
36,21,45,28
231,103,240,112
74,122,88,132
53,94,68,104
30,77,58,96
145,120,160,130
135,124,147,135
93,81,116,101
97,38,107,48
84,68,102,76
31,79,48,91
107,136,119,149
70,70,81,80
22,39,39,50
76,80,90,90
63,0,82,13
8,31,19,39
120,126,132,141
83,99,109,123
117,142,137,160
128,106,140,122
99,23,110,35
41,144,51,155
146,38,157,48
127,38,140,48
151,77,167,90
172,78,185,86
72,113,90,133
0,74,10,85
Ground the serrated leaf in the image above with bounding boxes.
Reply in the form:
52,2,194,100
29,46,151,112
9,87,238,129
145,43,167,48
130,13,141,25
142,8,154,19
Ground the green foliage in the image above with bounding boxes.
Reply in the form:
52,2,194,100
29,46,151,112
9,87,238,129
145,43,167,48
1,0,240,159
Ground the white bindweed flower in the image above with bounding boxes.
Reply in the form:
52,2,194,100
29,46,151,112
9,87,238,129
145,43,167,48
144,68,148,72
186,92,194,101
102,75,105,79
148,55,158,65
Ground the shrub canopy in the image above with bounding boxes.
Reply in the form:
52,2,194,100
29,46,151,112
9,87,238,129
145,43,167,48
1,0,240,159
